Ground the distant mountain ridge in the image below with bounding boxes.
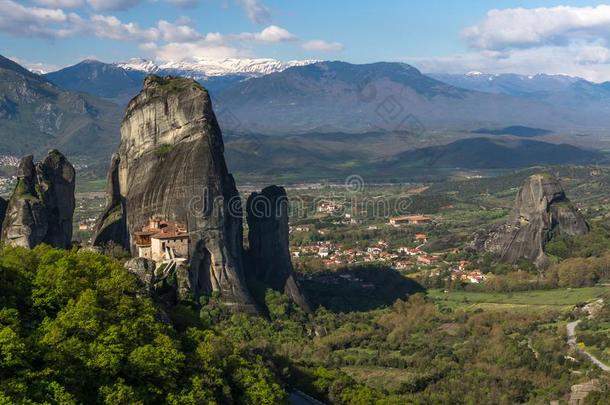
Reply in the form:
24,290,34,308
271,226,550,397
428,72,583,97
429,72,610,114
383,138,604,170
44,58,610,134
214,61,585,134
0,55,121,163
46,58,318,104
45,60,146,105
0,54,607,183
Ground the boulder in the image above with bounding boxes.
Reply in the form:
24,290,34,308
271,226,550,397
94,75,256,313
246,185,310,311
1,150,75,249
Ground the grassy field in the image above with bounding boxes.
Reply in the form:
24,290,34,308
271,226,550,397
341,366,419,393
427,287,608,312
76,178,107,193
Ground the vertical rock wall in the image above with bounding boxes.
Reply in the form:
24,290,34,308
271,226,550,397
93,76,256,313
247,185,310,311
1,150,75,249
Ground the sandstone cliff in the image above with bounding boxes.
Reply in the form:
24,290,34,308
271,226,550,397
246,185,310,311
1,150,75,249
93,75,256,313
473,174,588,268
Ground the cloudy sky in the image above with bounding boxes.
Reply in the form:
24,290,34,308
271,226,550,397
3,0,610,81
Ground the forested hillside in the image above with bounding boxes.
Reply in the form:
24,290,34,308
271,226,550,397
2,245,608,404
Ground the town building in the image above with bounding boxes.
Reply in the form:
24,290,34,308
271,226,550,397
389,215,433,226
417,255,438,265
415,233,428,242
134,218,189,263
398,246,421,256
317,201,343,214
318,247,330,258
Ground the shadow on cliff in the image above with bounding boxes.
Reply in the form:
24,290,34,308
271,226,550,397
298,266,425,313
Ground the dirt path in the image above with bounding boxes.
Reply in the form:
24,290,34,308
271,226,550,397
567,320,610,372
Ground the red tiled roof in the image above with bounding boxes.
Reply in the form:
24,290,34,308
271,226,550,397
135,219,188,240
392,215,432,221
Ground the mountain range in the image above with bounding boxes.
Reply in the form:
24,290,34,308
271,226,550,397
0,54,608,181
46,58,317,104
44,58,610,135
0,55,121,165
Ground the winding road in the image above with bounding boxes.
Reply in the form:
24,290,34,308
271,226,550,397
566,320,610,372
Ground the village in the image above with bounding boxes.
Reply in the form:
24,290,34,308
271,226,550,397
290,208,487,285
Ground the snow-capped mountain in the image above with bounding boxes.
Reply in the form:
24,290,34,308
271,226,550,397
116,58,158,74
44,57,320,104
429,72,583,96
117,57,318,79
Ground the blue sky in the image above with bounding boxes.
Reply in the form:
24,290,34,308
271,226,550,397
3,0,610,81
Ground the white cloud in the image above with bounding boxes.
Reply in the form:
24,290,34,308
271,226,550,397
150,41,247,62
409,44,610,82
431,5,610,82
89,14,157,41
464,5,610,51
237,0,270,24
33,0,83,7
237,25,296,43
302,39,344,52
0,0,301,65
0,0,84,38
156,19,201,42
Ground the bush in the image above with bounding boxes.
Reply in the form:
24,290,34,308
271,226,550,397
154,143,173,158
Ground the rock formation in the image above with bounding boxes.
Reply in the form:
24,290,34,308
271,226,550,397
124,257,191,305
473,174,588,268
246,186,310,311
93,75,256,313
0,197,6,229
92,154,129,249
1,150,75,249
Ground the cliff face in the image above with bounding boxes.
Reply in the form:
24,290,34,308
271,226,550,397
474,174,588,268
92,154,128,249
246,186,310,311
0,197,6,229
1,150,75,249
93,75,256,313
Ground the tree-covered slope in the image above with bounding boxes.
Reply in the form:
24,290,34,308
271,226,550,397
0,245,287,404
0,55,121,163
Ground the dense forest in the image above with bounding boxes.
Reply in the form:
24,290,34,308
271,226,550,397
2,244,609,404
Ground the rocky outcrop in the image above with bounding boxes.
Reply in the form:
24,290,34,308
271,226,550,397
1,150,75,249
0,197,7,228
473,174,588,268
92,154,129,249
125,257,191,305
93,75,256,313
125,257,157,294
246,186,310,311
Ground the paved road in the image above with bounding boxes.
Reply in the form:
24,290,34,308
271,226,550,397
567,320,610,372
